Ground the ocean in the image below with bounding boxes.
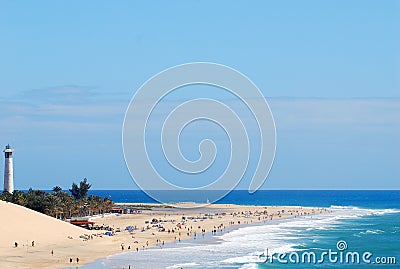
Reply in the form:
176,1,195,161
81,190,400,269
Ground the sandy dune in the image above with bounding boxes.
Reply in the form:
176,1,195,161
0,200,87,269
0,200,86,247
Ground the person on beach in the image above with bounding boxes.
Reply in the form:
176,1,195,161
51,250,54,256
69,258,73,263
31,241,35,247
14,242,18,248
76,257,79,263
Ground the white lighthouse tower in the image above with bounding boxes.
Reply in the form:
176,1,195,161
3,144,14,193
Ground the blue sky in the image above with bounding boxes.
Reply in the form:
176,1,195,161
0,1,399,190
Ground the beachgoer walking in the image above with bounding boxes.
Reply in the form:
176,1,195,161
51,250,54,256
69,258,72,263
32,241,35,247
76,257,79,263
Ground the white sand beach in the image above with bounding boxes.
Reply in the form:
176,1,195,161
0,200,327,269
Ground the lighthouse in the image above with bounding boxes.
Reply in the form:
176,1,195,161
3,144,14,193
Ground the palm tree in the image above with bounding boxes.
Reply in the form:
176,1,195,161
0,191,13,202
1,178,114,220
12,190,27,206
88,195,104,215
69,178,92,200
102,197,114,213
52,186,62,193
44,193,59,217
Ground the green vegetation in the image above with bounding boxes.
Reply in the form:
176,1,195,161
0,178,113,219
69,177,91,200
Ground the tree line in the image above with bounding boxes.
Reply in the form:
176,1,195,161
0,178,113,219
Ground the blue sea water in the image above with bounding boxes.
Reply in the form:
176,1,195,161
81,190,400,269
88,190,400,209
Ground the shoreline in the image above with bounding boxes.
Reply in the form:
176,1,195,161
88,206,400,269
66,204,328,269
79,210,330,269
1,202,329,269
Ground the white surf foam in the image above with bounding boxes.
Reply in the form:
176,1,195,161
239,263,259,269
166,262,199,269
89,205,400,269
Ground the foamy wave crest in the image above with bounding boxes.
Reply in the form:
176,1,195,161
239,263,259,269
166,262,199,269
330,205,400,217
360,229,385,235
371,208,400,215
